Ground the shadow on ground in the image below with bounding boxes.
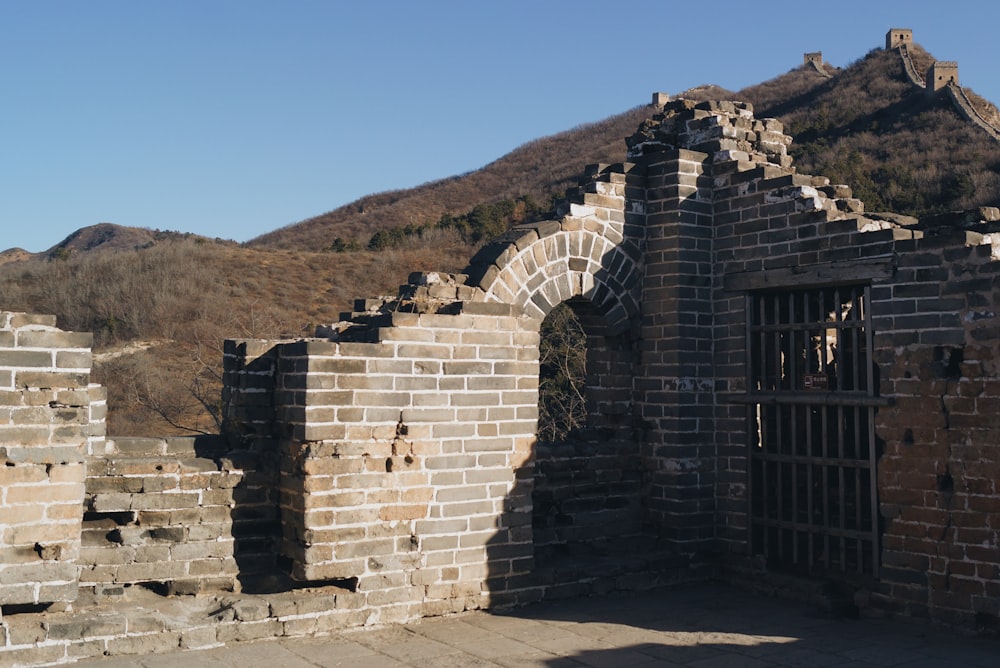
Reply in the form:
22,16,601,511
483,583,1000,668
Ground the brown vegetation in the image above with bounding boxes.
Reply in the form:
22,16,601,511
537,304,587,443
2,40,999,437
742,46,1000,214
247,106,654,252
0,236,472,434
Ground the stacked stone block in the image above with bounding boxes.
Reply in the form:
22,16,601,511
225,300,540,618
80,436,279,596
0,312,101,608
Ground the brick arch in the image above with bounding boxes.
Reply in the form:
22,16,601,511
463,219,647,565
464,221,642,333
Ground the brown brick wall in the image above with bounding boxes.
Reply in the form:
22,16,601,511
873,240,1000,626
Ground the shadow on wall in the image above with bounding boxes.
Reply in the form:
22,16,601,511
482,296,690,606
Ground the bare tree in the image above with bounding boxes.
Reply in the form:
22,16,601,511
537,303,587,442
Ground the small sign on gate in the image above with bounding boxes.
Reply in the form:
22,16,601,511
803,373,828,390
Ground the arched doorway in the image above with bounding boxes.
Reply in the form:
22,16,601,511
532,297,645,566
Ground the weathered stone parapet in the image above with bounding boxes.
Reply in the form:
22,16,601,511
466,163,644,332
266,310,538,604
6,71,1000,665
627,99,792,169
0,312,102,608
79,435,278,597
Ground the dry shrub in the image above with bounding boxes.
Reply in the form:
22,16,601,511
0,237,477,436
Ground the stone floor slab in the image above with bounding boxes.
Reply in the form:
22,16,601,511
67,583,1000,668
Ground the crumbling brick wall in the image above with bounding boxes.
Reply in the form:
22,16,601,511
225,301,539,618
80,435,280,596
219,167,656,612
4,90,1000,667
626,100,1000,628
873,226,1000,627
0,312,101,607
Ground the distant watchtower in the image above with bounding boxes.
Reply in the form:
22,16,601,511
803,52,823,65
927,61,959,92
886,28,913,50
651,92,670,108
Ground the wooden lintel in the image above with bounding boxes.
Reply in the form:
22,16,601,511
723,257,895,292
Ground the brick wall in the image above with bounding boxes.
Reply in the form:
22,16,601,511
873,233,1000,627
4,95,1000,666
80,435,280,596
532,435,644,561
209,99,997,629
224,301,540,618
637,100,1000,628
636,146,717,552
0,312,101,607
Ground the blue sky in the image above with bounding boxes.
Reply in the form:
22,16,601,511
2,1,997,252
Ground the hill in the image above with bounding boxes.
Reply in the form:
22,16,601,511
742,45,1000,214
246,104,658,252
2,37,999,436
247,45,1000,254
0,222,234,265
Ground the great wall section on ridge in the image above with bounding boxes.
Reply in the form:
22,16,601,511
886,28,1000,140
1,29,1000,666
808,29,1000,142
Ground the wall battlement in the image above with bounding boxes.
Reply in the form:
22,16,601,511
887,29,1000,139
886,28,913,50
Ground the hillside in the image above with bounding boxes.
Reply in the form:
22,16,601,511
742,45,1000,214
0,222,237,266
246,105,657,252
247,44,1000,256
2,38,1000,436
0,235,473,434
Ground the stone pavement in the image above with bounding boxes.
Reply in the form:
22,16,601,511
71,583,999,667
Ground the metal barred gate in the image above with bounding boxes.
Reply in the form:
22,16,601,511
745,284,882,578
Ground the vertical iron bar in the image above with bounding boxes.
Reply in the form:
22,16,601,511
806,405,815,571
802,291,814,570
760,295,771,560
788,292,797,392
770,294,781,563
746,294,756,560
776,405,784,562
788,293,798,566
864,286,879,578
822,289,832,570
